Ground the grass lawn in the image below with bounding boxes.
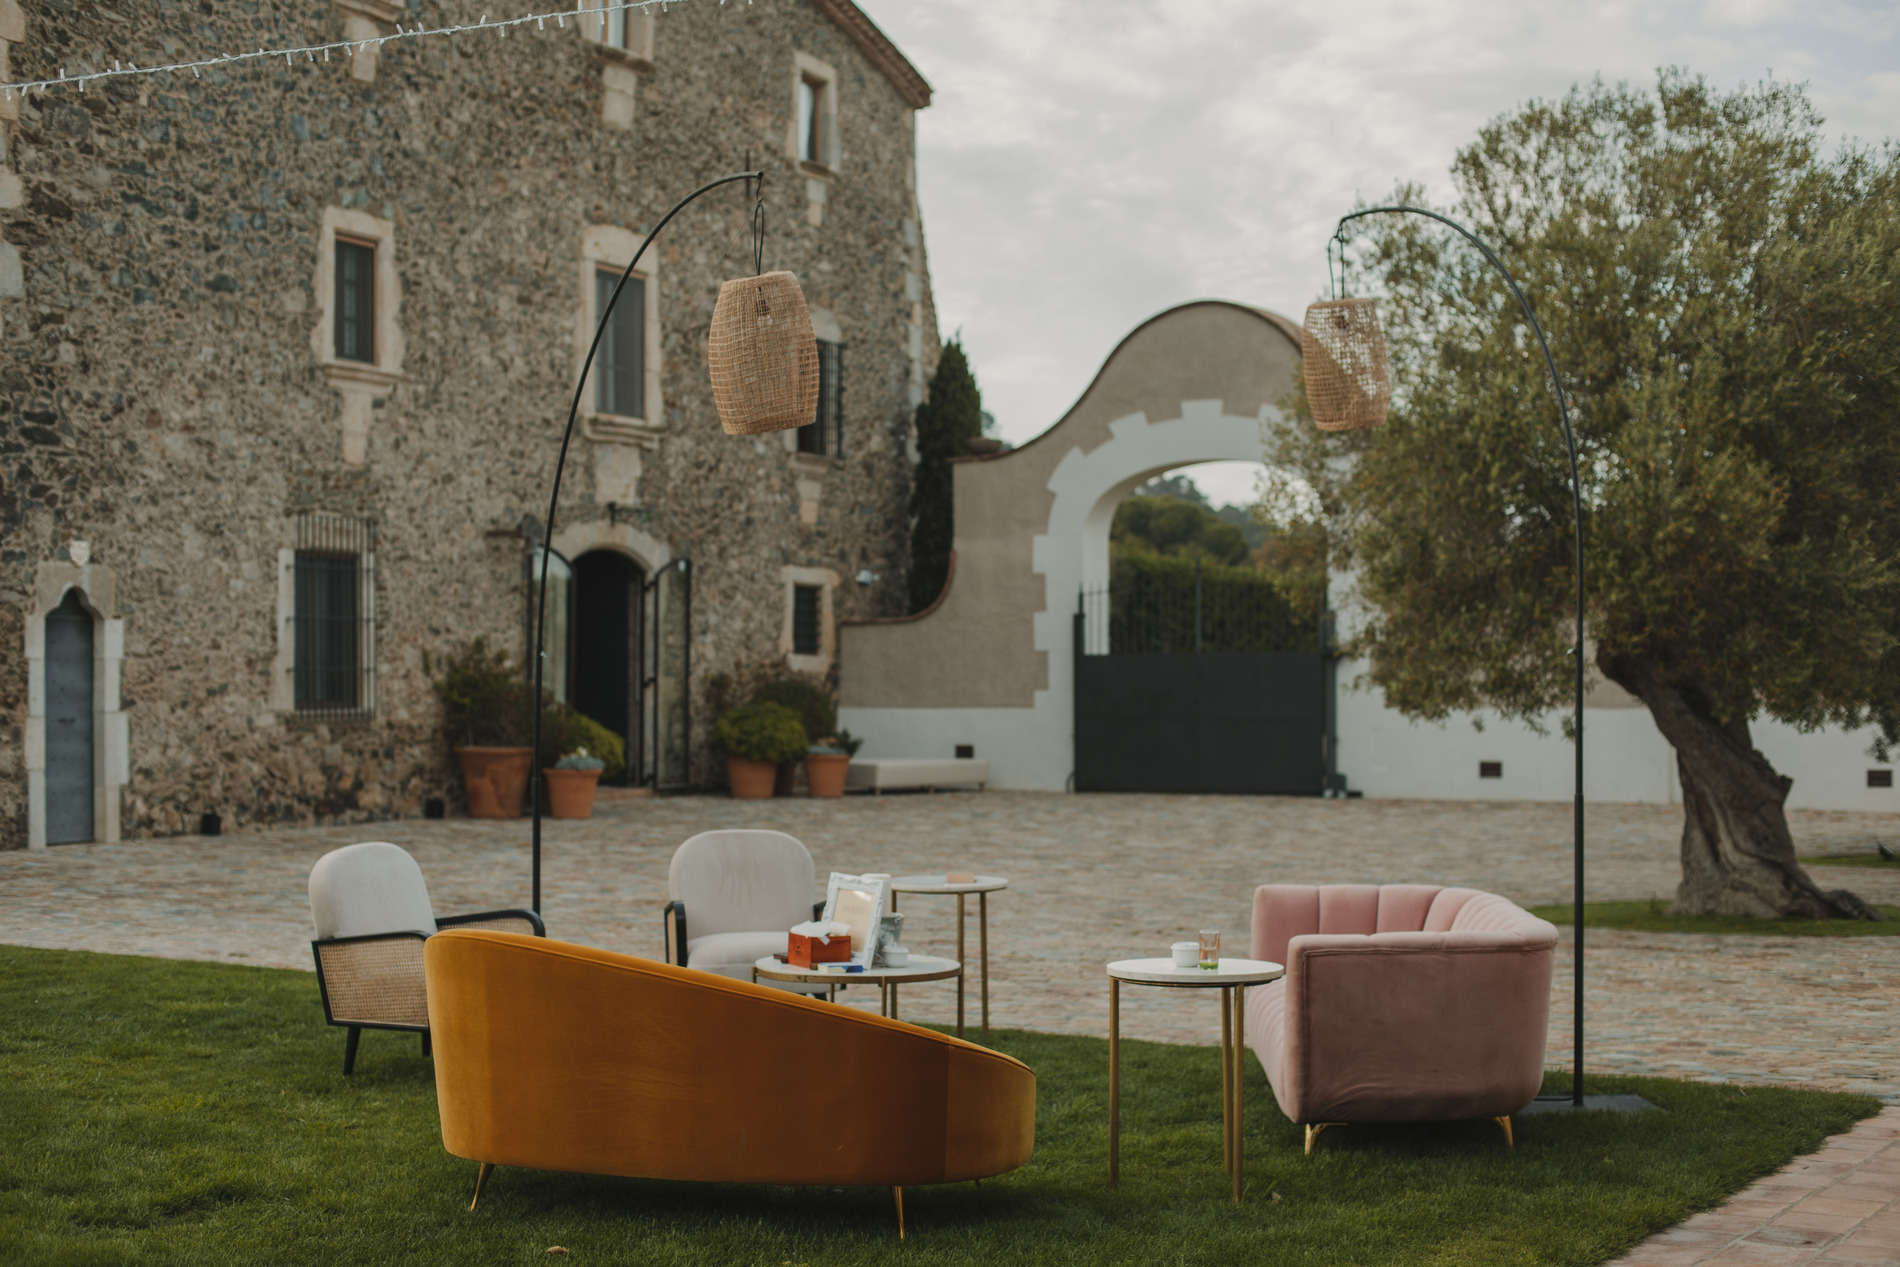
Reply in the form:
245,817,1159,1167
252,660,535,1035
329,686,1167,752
0,945,1880,1266
1530,900,1900,936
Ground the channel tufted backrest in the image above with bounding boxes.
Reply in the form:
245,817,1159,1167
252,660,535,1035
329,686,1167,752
1253,883,1551,964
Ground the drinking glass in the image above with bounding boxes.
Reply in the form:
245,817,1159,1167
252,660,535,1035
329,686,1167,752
1198,929,1220,969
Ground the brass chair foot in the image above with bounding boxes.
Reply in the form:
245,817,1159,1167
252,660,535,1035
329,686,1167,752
1303,1122,1345,1155
470,1162,494,1211
1495,1115,1513,1148
892,1185,905,1240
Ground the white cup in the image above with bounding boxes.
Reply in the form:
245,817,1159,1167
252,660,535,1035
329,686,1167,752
884,945,910,968
1171,941,1198,968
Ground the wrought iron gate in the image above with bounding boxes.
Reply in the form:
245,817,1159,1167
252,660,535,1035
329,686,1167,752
1072,578,1330,795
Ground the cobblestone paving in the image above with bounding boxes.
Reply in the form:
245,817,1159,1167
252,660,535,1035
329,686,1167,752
3,792,1894,1101
1608,1107,1900,1266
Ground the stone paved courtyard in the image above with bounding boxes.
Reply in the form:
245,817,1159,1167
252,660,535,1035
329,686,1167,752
3,791,1895,1104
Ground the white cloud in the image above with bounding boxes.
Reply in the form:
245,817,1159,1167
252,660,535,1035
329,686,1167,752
857,0,1897,452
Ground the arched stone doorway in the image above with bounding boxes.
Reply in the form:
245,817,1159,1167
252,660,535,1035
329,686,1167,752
839,300,1309,790
25,559,128,847
570,550,645,783
44,589,95,844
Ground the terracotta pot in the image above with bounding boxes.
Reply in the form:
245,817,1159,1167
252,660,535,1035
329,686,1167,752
455,747,533,819
543,767,602,819
805,752,850,798
727,757,777,800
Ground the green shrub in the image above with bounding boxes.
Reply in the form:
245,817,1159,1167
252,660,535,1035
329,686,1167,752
711,701,809,763
542,710,625,776
428,638,535,748
750,678,837,746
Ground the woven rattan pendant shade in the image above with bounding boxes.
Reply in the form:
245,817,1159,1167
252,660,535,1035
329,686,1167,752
1301,298,1392,431
709,271,820,435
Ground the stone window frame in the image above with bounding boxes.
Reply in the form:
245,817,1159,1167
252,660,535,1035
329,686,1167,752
311,207,404,464
271,515,379,720
583,4,653,130
23,558,128,849
788,52,842,177
577,224,664,449
783,307,845,526
780,565,840,674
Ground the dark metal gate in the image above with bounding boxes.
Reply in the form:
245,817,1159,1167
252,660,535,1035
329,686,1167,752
45,589,95,843
1072,576,1329,795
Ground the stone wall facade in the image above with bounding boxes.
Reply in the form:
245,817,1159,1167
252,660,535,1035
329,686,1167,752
0,0,940,846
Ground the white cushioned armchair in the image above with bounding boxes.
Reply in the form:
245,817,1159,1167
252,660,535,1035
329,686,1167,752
663,829,825,991
309,841,543,1074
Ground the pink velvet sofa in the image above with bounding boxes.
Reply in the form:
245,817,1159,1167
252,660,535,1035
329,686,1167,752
1246,884,1557,1151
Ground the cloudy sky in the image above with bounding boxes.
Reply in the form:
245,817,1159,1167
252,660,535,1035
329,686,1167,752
854,0,1899,506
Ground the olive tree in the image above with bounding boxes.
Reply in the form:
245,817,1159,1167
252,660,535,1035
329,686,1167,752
1268,74,1900,918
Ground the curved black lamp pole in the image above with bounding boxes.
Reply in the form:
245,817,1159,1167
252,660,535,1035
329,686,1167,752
530,169,764,915
1334,205,1586,1107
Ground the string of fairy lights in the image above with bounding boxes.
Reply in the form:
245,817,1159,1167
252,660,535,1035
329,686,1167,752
0,0,722,100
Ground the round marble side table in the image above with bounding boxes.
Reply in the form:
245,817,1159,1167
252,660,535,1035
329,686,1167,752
1105,956,1285,1202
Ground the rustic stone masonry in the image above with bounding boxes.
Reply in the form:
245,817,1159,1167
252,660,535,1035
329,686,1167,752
0,0,940,846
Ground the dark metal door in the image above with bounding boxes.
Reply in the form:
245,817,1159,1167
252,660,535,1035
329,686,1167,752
45,589,94,843
1072,588,1327,795
642,558,692,791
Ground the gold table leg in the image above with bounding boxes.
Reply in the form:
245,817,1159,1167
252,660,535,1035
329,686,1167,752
1221,986,1233,1176
1108,977,1120,1187
1232,985,1246,1202
956,892,967,1037
979,891,991,1034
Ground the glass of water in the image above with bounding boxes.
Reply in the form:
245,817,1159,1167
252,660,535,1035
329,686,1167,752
1198,929,1221,969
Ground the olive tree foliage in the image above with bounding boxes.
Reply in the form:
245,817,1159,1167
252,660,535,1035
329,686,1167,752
1264,73,1900,918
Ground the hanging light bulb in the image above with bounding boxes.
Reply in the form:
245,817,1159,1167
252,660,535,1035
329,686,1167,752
708,270,820,435
1301,298,1392,431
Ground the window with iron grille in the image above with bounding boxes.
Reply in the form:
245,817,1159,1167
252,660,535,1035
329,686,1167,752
595,268,645,418
792,584,822,656
293,515,375,718
334,239,376,363
798,340,844,456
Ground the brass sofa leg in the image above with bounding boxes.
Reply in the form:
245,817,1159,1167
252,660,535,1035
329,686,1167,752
893,1185,905,1239
470,1162,494,1211
1304,1122,1345,1155
1495,1116,1514,1148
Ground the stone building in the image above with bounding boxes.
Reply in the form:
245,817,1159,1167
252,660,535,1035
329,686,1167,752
0,0,939,847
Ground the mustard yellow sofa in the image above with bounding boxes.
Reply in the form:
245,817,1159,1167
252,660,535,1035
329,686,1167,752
423,930,1036,1233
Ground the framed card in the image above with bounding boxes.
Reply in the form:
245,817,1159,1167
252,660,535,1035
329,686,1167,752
821,872,889,968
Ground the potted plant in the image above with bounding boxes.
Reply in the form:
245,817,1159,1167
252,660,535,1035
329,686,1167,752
805,727,862,799
544,748,606,819
752,678,838,797
539,709,626,819
430,638,536,819
711,701,808,799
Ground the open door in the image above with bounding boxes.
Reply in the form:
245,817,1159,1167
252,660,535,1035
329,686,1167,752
643,558,691,790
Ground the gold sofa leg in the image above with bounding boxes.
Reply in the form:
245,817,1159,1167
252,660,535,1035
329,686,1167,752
1495,1116,1514,1148
470,1162,494,1211
893,1185,905,1239
1304,1122,1345,1155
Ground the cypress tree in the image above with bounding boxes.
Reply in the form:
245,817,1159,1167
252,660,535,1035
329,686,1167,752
907,340,984,613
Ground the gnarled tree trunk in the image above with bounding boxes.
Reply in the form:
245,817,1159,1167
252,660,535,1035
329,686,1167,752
1599,653,1880,920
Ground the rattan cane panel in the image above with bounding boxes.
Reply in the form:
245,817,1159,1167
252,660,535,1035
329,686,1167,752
1301,298,1392,432
317,936,429,1027
448,916,538,936
708,271,821,435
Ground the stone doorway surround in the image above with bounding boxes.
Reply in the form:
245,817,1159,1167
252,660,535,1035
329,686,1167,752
23,556,128,848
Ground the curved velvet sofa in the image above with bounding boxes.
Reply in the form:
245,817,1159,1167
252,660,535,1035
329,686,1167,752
1246,884,1557,1151
423,930,1035,1216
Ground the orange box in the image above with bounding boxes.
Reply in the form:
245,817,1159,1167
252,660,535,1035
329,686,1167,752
788,932,854,970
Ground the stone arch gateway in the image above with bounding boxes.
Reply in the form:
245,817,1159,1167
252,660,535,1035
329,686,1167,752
838,301,1306,790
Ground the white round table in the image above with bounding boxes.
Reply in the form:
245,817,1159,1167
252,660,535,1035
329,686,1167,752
1105,957,1285,1202
888,875,1007,1035
751,954,966,1037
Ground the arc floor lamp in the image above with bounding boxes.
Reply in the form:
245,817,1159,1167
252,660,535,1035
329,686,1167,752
1307,206,1603,1110
528,169,819,912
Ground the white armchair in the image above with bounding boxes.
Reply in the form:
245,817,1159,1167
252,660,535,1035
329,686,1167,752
308,841,543,1074
663,829,825,991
